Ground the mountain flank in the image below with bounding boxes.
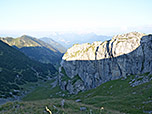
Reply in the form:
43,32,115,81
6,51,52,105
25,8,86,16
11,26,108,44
0,32,152,114
0,35,63,65
0,40,56,98
59,32,152,94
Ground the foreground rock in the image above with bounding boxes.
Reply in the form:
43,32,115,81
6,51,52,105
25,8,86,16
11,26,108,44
58,32,152,94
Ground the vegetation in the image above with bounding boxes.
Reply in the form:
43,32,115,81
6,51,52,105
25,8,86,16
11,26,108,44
60,67,71,81
22,79,67,101
61,67,82,85
0,99,108,114
0,40,57,98
70,74,152,114
0,35,63,65
0,73,151,114
71,74,82,85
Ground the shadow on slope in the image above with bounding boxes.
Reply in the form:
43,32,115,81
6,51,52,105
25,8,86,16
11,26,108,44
18,46,63,65
0,40,57,98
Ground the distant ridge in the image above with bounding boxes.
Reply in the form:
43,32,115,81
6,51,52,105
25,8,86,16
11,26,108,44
0,35,63,65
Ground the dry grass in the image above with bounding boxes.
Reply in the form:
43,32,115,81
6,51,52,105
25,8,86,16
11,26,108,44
0,98,124,114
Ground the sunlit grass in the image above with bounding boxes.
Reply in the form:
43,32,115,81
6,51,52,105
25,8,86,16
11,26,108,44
0,73,152,114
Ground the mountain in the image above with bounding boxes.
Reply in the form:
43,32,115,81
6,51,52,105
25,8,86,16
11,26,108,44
0,35,63,65
0,40,57,98
40,37,66,53
58,32,152,94
0,32,152,114
49,33,111,48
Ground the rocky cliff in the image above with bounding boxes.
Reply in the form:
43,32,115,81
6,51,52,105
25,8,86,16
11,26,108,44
59,32,152,94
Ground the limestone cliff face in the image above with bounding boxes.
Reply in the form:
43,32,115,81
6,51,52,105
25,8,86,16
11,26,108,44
59,32,152,94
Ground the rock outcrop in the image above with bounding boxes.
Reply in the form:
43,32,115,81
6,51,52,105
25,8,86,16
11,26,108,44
58,32,152,94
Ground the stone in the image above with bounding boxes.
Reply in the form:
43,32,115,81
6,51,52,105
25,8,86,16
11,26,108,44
60,81,67,91
59,32,152,94
64,80,74,94
62,94,65,97
75,99,81,102
143,110,152,114
80,107,87,111
129,75,151,87
50,79,58,88
73,80,85,94
61,99,65,108
132,92,136,94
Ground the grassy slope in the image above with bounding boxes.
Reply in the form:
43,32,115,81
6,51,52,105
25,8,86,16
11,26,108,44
0,40,57,98
0,73,152,114
21,79,67,101
70,74,152,114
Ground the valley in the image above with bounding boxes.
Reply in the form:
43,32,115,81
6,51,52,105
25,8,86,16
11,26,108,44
0,0,152,113
0,32,151,114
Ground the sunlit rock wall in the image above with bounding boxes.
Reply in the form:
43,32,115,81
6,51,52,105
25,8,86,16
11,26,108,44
59,32,152,94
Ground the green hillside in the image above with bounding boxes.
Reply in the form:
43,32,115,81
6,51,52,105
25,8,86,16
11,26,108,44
0,73,151,114
0,35,63,65
0,40,57,98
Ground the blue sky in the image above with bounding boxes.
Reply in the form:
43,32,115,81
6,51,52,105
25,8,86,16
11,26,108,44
0,0,152,36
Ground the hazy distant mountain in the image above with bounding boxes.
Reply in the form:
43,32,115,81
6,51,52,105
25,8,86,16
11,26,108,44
0,40,56,98
0,35,63,65
40,37,66,53
49,33,111,48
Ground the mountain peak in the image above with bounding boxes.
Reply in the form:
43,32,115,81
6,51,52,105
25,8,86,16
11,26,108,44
113,32,145,40
62,32,146,61
20,35,35,40
21,34,32,38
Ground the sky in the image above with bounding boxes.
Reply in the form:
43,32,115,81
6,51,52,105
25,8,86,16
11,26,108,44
0,0,152,37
